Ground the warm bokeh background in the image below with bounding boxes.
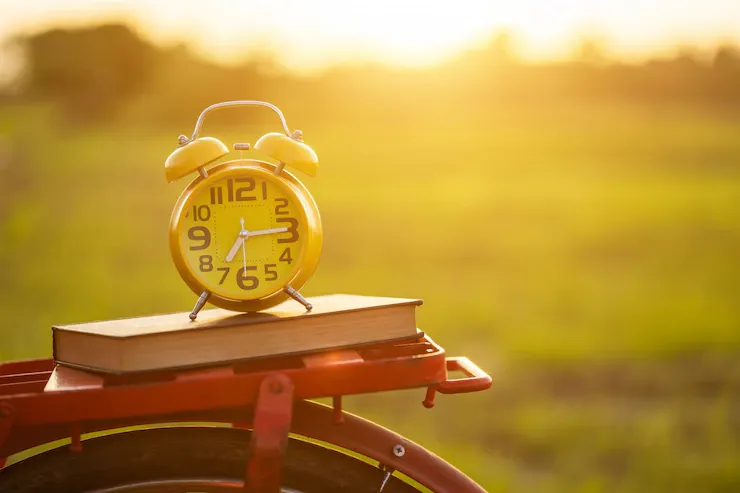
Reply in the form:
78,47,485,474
1,2,740,491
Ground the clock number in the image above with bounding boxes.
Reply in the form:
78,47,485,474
187,226,211,251
191,205,210,222
264,264,278,281
236,265,259,290
276,217,299,243
236,177,256,201
210,187,223,205
217,267,230,284
279,248,292,264
274,198,289,215
198,255,213,272
261,181,268,200
227,178,256,202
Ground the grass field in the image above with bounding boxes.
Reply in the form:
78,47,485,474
1,102,739,491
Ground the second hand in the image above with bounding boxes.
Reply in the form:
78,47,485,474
240,218,247,275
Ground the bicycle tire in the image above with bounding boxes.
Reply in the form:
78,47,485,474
0,427,421,492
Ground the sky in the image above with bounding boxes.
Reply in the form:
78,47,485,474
1,0,739,71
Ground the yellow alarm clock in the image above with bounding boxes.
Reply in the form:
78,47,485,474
164,101,322,320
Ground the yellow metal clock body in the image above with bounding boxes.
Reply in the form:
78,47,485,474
164,101,321,318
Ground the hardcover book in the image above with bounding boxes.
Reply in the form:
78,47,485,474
52,294,422,374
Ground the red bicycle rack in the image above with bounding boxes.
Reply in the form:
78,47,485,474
0,335,491,492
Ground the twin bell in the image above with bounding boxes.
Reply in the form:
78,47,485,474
164,129,318,183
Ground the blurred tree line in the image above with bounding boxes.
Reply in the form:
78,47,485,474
4,23,740,125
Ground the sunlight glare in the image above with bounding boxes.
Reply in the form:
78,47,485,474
2,0,740,70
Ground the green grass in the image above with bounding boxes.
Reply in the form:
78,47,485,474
1,102,739,491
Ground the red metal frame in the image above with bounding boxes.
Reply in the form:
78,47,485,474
0,335,491,492
245,374,294,492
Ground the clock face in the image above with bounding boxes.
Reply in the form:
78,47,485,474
177,167,307,301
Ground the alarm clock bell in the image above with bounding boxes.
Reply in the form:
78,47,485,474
165,137,228,183
164,103,318,184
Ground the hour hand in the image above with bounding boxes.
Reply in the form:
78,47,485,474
225,236,244,263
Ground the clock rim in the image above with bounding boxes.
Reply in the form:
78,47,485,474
169,160,322,312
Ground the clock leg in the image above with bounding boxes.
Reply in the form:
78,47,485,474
284,285,312,311
189,290,211,320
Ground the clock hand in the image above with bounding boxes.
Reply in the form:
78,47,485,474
225,224,289,262
225,218,247,262
241,233,248,275
243,227,288,237
225,237,244,262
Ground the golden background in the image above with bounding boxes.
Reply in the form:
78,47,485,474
1,2,739,490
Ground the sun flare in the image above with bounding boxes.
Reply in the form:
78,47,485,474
1,0,739,71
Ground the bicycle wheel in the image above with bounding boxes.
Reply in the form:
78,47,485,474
0,427,420,492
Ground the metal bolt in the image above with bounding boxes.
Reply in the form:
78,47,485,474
269,380,283,394
392,444,405,457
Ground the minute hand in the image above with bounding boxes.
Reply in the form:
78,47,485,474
244,227,288,237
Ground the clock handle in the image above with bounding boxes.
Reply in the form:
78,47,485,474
179,100,293,146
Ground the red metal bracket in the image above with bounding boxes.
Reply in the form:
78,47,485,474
332,395,344,424
244,373,294,493
69,423,82,453
423,357,491,408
